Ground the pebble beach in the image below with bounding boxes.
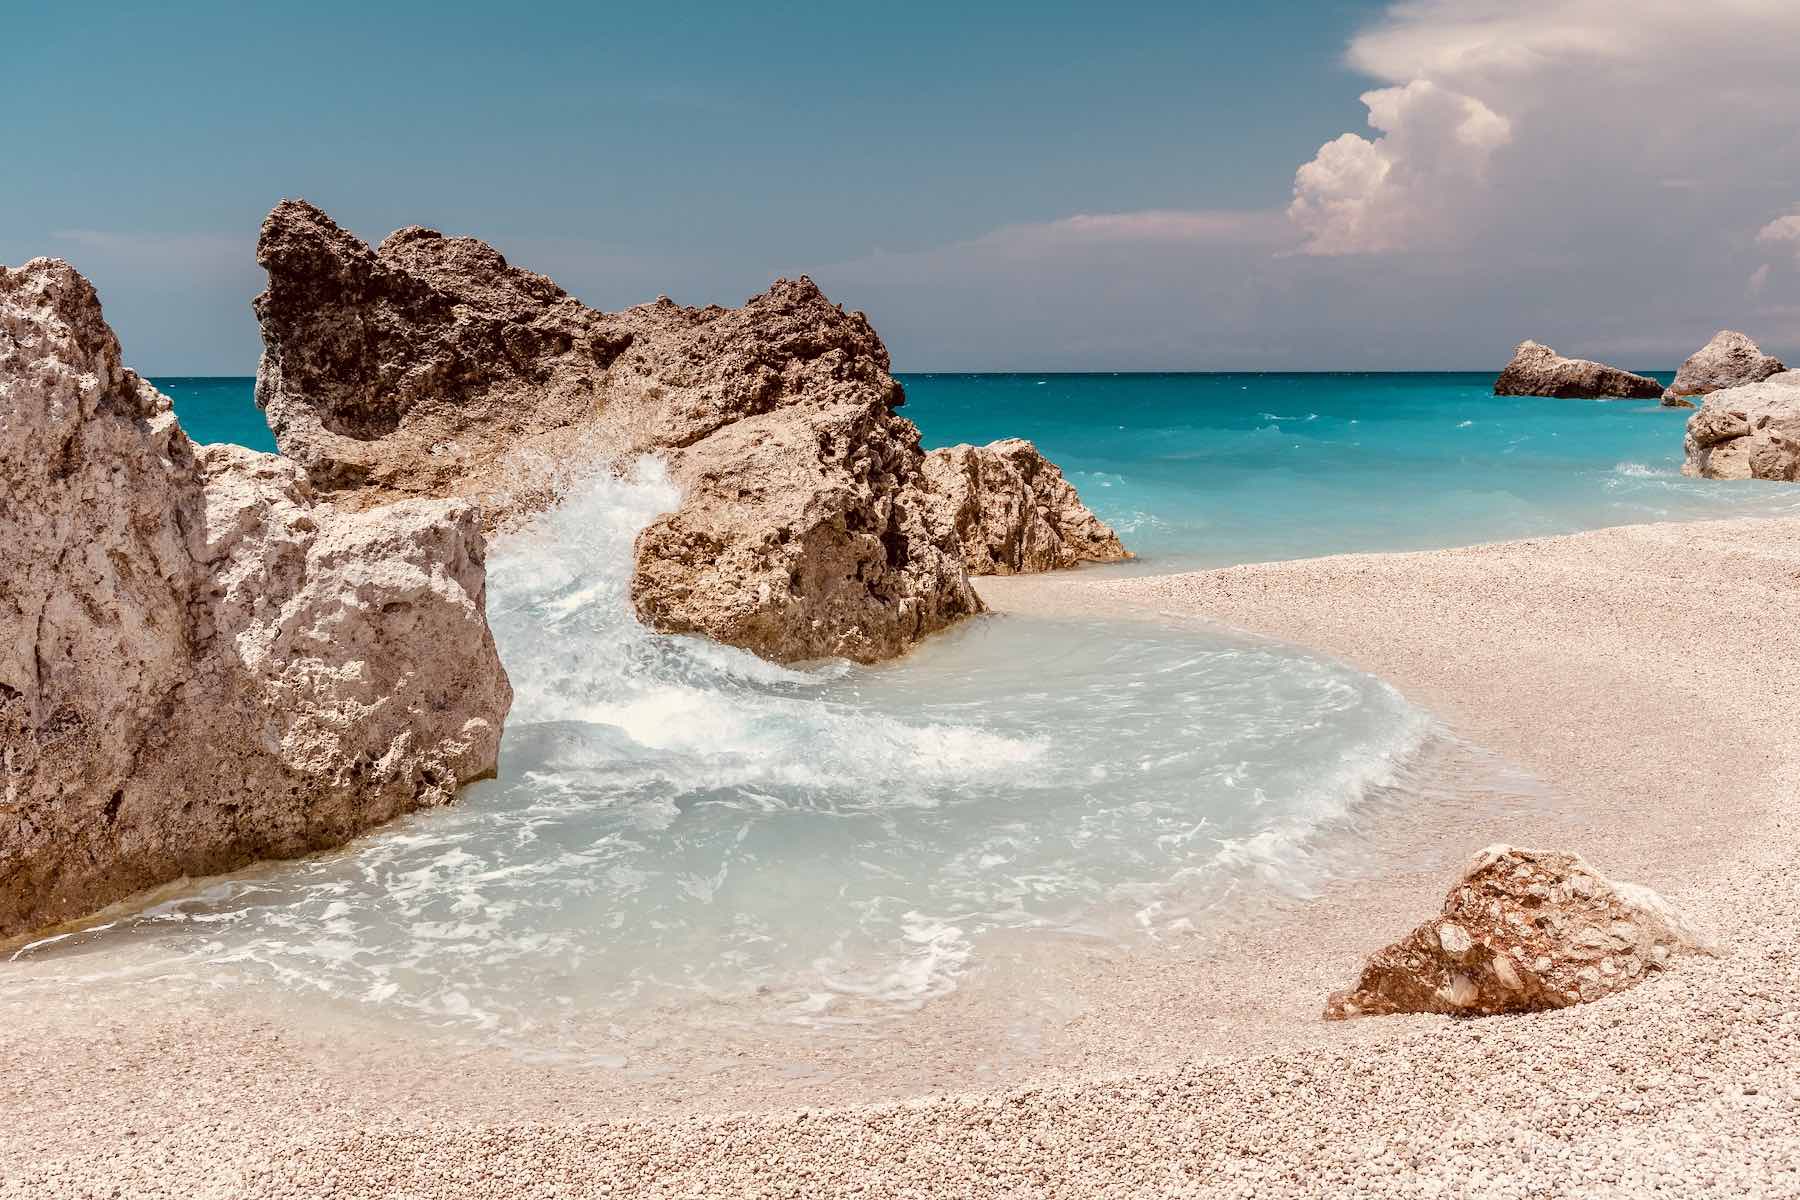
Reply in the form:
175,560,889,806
5,514,1796,1198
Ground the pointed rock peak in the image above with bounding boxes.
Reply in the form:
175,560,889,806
1664,330,1785,405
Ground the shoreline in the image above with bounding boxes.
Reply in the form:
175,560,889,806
4,514,1798,1196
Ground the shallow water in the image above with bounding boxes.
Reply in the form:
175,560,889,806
10,372,1784,1055
11,465,1431,1049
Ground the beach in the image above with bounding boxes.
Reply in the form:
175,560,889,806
4,512,1796,1198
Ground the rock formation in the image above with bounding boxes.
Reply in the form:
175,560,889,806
1682,371,1800,481
920,439,1130,575
1660,330,1785,408
252,200,1125,663
1325,845,1708,1019
1492,341,1662,400
1,258,511,940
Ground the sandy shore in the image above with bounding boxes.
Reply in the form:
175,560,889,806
4,515,1798,1198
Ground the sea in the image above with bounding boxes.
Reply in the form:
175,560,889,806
13,373,1797,1056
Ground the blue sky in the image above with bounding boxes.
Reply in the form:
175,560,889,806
5,1,1798,372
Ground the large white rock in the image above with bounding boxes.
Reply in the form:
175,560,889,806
0,258,511,939
1661,330,1785,407
1682,371,1800,481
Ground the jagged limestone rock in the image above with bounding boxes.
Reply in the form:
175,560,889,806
1682,371,1800,481
251,201,1123,663
0,258,510,939
921,439,1129,575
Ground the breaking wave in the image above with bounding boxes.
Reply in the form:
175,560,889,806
10,461,1445,1049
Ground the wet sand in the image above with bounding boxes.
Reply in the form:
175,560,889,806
3,515,1797,1197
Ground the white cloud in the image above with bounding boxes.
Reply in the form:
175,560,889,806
1289,79,1510,255
1757,211,1800,265
1289,0,1800,258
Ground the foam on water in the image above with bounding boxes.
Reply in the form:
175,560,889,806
10,460,1436,1050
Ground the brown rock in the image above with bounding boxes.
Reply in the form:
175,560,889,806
1682,371,1800,481
1325,844,1708,1019
1662,330,1785,406
256,201,1126,663
920,439,1130,575
1493,340,1662,400
628,393,982,663
1,258,511,939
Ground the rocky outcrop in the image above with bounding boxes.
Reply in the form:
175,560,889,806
256,201,1119,663
1325,845,1708,1019
1682,371,1800,481
1661,331,1785,408
1493,341,1662,400
920,439,1130,575
626,387,982,663
1,258,510,940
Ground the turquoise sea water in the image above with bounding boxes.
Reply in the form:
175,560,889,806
17,373,1779,1054
154,372,1800,570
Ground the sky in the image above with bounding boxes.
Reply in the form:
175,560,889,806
4,0,1799,373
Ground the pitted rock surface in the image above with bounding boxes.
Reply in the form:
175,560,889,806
1493,340,1662,399
1325,844,1709,1019
921,439,1130,575
0,258,510,939
254,201,1122,662
1662,330,1785,407
1682,371,1800,481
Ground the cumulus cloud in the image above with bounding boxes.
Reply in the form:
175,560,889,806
1289,80,1510,255
1289,0,1800,262
835,0,1800,368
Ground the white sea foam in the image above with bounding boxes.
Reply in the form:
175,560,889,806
9,460,1450,1052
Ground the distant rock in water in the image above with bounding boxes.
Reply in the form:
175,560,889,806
1492,340,1662,400
1325,845,1709,1020
253,200,1121,663
0,258,510,940
1661,330,1785,408
921,439,1130,575
1682,370,1800,481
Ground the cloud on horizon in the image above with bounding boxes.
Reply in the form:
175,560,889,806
828,0,1800,369
11,1,1800,373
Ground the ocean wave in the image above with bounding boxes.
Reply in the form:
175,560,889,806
10,461,1450,1056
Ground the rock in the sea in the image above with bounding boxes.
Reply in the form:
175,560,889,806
920,439,1130,575
0,258,510,939
1682,371,1800,481
1325,845,1708,1019
1661,330,1786,408
257,201,1126,662
1492,340,1662,400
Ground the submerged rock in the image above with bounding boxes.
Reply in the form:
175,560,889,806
920,439,1130,575
0,258,510,940
1662,331,1785,408
1682,371,1800,481
1325,845,1708,1019
253,201,1113,663
1493,340,1662,400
